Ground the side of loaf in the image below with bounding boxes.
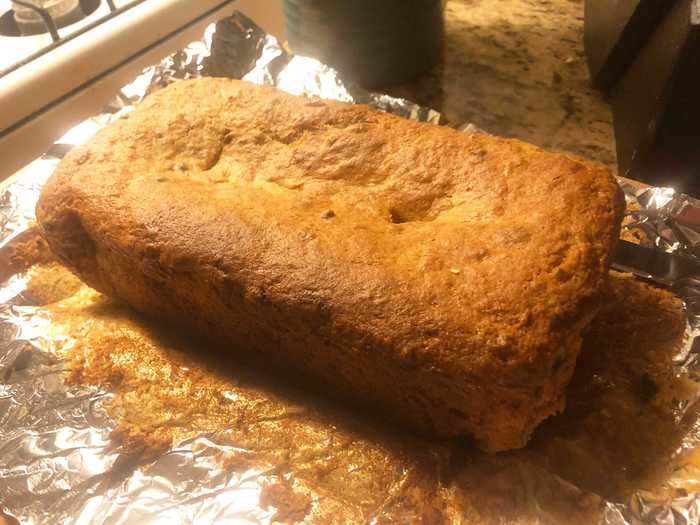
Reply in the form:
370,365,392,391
36,78,624,451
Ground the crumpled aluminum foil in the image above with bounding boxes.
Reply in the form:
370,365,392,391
617,178,700,259
2,11,700,524
129,13,441,124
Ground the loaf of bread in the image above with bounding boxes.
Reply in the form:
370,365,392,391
36,78,624,451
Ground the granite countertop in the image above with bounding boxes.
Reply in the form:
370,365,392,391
387,0,617,170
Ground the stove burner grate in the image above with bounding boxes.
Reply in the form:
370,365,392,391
0,0,106,39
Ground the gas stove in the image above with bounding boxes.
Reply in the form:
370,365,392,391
0,0,285,182
0,0,132,74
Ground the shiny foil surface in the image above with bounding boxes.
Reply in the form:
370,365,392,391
2,11,700,524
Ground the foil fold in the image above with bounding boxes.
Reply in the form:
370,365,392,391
618,178,700,258
1,11,700,525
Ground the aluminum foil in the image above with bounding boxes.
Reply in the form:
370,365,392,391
131,13,441,124
2,11,700,524
617,178,700,259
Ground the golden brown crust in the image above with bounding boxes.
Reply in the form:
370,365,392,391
36,78,624,451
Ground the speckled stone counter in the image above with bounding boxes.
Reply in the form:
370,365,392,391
387,0,617,170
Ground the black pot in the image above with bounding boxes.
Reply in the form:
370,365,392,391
283,0,444,88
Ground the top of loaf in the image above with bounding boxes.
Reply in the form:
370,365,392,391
38,78,624,390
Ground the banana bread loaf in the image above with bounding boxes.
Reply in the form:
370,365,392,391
36,78,624,451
